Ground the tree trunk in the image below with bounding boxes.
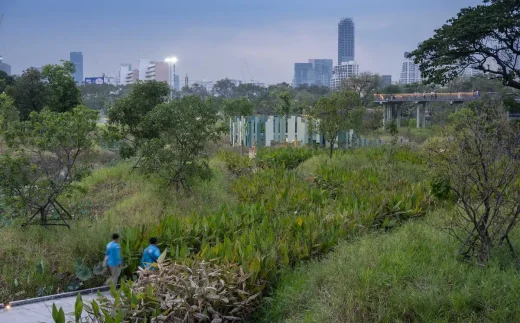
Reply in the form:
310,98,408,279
329,139,334,159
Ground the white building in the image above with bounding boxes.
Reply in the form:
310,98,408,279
118,64,132,86
138,59,151,81
399,52,421,84
145,61,168,83
330,61,359,90
125,69,139,85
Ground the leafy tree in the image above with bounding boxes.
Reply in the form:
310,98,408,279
222,97,254,118
41,61,82,113
310,90,361,158
0,94,19,131
342,72,380,107
5,68,46,120
0,106,98,225
0,70,15,94
278,92,291,117
212,78,237,98
181,83,210,99
140,96,220,189
408,0,520,90
108,81,170,158
81,83,119,111
427,100,520,262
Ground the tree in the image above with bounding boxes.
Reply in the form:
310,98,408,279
278,91,291,117
0,70,15,94
0,93,19,131
108,81,170,158
5,68,46,120
222,97,254,118
213,79,237,98
408,0,520,90
0,106,98,225
427,100,520,262
342,72,380,107
310,90,361,158
42,61,82,113
181,83,210,99
139,96,220,189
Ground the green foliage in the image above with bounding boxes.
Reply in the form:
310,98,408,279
257,214,520,322
341,71,381,107
0,93,19,131
0,70,15,94
139,95,220,188
409,0,520,90
52,303,66,323
310,90,362,158
217,150,253,176
278,91,291,117
222,96,254,118
74,259,93,281
0,106,98,218
5,68,46,121
42,61,82,113
255,147,317,170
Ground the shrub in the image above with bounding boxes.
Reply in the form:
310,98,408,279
255,147,317,170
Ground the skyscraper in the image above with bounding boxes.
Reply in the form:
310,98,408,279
293,59,333,87
70,52,83,84
399,52,421,84
338,18,355,65
309,59,333,87
293,63,314,87
381,75,392,87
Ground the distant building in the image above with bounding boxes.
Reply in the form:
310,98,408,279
145,61,168,83
119,64,132,86
293,63,314,87
125,69,139,85
462,68,484,77
0,56,11,75
293,59,333,87
338,18,355,65
399,52,421,84
70,52,83,85
331,61,359,90
174,75,180,91
381,75,392,87
138,59,151,81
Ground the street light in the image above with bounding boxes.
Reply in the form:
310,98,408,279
165,57,178,98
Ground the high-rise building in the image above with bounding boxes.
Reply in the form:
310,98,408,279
310,59,333,87
138,59,151,81
399,52,421,84
293,63,314,87
70,52,83,84
145,61,168,82
338,18,355,65
119,64,132,86
293,59,333,87
0,56,11,75
381,75,392,87
125,69,139,85
174,75,180,91
330,61,359,90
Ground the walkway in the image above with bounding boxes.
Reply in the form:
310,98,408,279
0,291,109,323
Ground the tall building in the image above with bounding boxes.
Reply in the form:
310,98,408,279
330,61,359,90
0,56,11,75
119,64,132,86
174,75,180,91
338,18,355,65
399,52,421,84
310,59,333,87
381,75,392,87
145,61,168,82
138,59,151,81
70,52,83,84
293,63,314,87
293,59,333,87
125,69,139,85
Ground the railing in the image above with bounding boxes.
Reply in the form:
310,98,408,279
508,113,520,120
374,92,482,102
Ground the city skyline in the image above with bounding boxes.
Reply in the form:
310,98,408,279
0,0,482,84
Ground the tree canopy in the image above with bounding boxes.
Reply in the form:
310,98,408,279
408,0,520,90
5,68,46,120
42,61,82,113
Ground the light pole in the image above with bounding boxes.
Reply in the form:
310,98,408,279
165,57,178,98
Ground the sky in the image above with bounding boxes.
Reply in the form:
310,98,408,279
0,0,482,85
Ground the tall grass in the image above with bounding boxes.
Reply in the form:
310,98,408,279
255,210,520,322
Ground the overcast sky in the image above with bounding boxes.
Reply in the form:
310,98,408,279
0,0,482,84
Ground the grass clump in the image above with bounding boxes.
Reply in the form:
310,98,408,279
256,211,520,323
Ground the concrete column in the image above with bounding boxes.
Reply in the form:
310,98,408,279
396,104,401,127
383,104,387,126
422,103,426,129
416,105,421,128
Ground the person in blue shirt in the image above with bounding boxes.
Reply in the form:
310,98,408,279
140,237,161,270
104,233,123,286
